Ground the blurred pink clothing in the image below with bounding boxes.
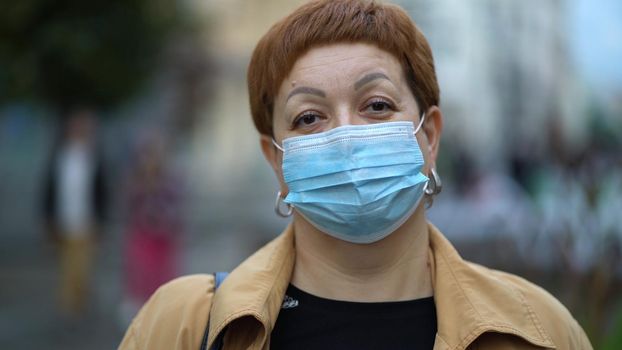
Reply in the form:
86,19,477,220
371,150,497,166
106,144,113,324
126,229,178,300
125,172,182,301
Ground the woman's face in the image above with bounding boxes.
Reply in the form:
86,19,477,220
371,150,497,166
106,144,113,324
262,42,442,197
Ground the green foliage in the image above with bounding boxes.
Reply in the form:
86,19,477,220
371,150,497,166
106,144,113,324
0,0,179,111
601,300,622,350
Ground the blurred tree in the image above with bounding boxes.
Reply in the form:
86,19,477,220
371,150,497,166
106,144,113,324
0,0,179,113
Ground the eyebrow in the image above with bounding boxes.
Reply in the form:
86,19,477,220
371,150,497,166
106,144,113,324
354,72,391,90
286,86,326,101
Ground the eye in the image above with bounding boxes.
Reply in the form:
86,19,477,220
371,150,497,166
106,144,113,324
363,98,395,115
292,112,322,129
371,101,389,111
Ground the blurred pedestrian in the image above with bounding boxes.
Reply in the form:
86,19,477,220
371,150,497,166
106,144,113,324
121,130,183,321
43,108,107,316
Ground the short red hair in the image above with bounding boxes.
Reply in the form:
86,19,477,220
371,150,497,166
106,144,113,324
247,0,440,136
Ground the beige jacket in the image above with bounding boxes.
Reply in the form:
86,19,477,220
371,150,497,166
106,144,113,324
119,223,592,350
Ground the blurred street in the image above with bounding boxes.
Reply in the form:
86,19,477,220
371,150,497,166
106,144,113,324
0,233,121,349
0,207,286,349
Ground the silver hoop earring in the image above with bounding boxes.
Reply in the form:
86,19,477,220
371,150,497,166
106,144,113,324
274,191,293,217
424,168,442,208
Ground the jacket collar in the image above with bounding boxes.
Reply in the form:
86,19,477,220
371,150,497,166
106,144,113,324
207,222,556,350
428,223,555,349
207,224,295,349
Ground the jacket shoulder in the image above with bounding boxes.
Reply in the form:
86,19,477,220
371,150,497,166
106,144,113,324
468,262,593,349
119,274,216,350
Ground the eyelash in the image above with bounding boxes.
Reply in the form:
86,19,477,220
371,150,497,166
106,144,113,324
290,97,397,129
365,97,394,110
291,111,323,129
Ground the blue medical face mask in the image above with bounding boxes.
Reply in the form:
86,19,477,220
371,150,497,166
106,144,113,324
273,116,428,244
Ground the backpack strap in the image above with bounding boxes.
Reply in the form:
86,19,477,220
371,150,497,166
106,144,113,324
214,272,229,290
199,272,229,350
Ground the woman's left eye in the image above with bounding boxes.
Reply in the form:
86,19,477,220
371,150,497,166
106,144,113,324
363,99,394,114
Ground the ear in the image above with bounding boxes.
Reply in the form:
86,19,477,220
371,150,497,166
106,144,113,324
422,105,443,169
260,135,289,196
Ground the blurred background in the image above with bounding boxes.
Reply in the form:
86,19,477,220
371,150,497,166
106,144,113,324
0,0,620,348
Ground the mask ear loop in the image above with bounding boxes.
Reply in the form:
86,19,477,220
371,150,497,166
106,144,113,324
413,112,426,135
414,111,442,208
272,138,284,152
271,139,291,217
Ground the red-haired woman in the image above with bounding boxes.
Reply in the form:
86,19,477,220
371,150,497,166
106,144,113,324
120,1,592,349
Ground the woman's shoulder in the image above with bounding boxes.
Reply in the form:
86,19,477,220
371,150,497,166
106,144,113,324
466,262,592,349
119,274,216,350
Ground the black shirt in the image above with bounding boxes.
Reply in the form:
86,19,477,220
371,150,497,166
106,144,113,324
270,284,437,350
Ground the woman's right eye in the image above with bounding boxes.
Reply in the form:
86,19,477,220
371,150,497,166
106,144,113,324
293,112,322,129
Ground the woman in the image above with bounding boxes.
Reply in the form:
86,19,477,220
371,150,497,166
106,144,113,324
120,1,592,349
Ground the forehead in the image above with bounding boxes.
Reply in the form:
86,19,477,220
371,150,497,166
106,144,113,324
282,43,404,88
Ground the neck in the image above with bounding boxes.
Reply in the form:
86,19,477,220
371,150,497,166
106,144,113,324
291,203,433,302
